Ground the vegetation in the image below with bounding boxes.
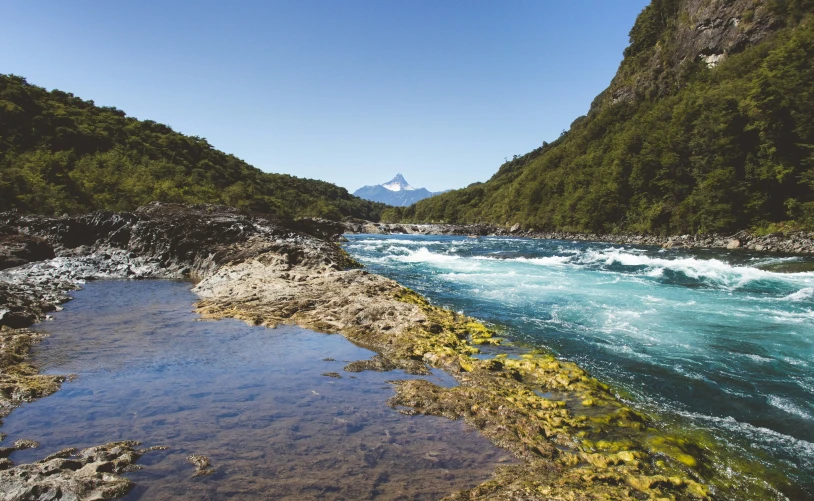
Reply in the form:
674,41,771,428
387,6,814,234
0,74,385,220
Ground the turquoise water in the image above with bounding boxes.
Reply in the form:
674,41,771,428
344,234,814,499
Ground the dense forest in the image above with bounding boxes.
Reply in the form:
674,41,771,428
386,0,814,234
0,74,385,221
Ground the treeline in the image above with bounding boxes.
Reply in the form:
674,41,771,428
0,75,385,220
386,8,814,234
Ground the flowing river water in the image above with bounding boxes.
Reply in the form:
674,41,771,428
0,280,513,500
344,234,814,499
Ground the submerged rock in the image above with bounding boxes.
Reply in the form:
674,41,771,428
185,454,215,477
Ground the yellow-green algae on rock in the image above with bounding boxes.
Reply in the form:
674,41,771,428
389,288,712,500
0,326,66,425
388,288,793,501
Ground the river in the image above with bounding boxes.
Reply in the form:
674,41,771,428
344,234,814,499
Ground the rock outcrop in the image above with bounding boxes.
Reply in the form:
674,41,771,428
596,0,785,107
0,441,167,501
0,229,53,272
0,327,65,425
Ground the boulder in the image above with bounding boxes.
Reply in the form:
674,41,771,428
726,239,741,250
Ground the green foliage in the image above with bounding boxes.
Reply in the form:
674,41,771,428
624,0,681,58
403,14,814,234
0,75,385,220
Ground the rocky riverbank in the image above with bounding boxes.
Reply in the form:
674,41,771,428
345,221,814,255
0,203,773,500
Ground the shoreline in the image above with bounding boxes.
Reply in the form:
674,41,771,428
0,203,792,500
344,221,814,255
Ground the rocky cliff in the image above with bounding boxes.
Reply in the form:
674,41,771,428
596,0,790,107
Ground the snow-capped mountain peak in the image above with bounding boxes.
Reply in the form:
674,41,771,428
381,173,415,192
353,174,443,207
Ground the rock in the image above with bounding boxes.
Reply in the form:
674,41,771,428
726,239,741,249
0,441,165,501
186,454,215,477
0,327,66,424
0,230,54,271
0,203,351,329
509,223,521,233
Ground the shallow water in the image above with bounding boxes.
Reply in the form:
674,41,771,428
1,280,512,500
345,234,814,499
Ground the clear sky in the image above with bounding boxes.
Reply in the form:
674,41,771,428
1,1,649,193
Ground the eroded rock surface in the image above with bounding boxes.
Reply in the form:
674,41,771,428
0,203,347,329
0,229,54,272
0,441,166,501
0,327,65,426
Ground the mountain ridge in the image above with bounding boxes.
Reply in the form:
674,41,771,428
0,74,386,221
353,174,442,207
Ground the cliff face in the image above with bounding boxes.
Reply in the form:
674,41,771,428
396,0,814,235
598,0,786,107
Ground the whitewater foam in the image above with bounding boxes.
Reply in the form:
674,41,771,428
577,248,814,290
784,287,814,302
345,233,814,491
768,395,814,420
472,255,571,267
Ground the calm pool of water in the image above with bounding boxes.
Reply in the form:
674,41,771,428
1,280,512,500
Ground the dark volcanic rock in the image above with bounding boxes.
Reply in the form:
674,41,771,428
0,203,347,328
0,229,54,271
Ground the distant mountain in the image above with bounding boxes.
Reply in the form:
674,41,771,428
353,174,442,207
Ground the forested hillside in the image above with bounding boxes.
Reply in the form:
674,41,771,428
0,75,385,220
387,0,814,234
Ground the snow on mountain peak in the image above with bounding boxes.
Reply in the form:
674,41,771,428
353,174,442,206
381,173,415,191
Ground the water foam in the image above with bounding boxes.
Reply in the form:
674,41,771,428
473,255,571,267
783,287,814,302
768,395,814,420
577,247,814,291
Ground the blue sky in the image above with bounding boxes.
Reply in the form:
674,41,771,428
2,1,649,193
